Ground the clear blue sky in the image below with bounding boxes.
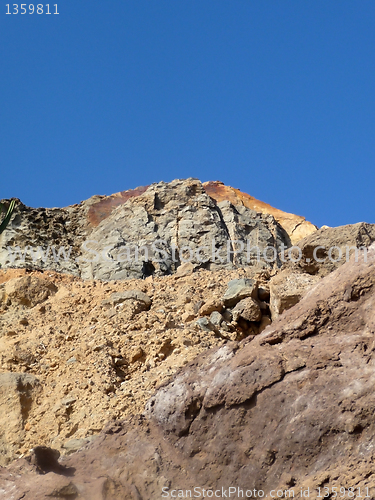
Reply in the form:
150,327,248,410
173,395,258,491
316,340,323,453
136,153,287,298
1,1,374,228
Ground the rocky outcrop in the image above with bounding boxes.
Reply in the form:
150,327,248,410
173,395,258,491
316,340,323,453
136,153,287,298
2,183,372,283
85,181,318,245
203,180,317,244
0,179,302,280
289,222,375,276
79,179,291,281
2,180,375,499
1,244,375,499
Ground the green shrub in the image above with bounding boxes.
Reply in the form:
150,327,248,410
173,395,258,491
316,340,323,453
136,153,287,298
0,199,15,235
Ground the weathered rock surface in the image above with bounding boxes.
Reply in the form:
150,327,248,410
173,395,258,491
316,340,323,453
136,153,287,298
79,179,290,280
0,373,41,465
203,180,317,244
0,199,88,276
0,179,295,280
289,222,375,276
222,277,258,307
1,244,375,499
269,269,320,320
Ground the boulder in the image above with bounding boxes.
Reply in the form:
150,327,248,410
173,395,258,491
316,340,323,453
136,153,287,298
269,269,320,320
222,278,258,307
232,296,262,322
290,222,375,276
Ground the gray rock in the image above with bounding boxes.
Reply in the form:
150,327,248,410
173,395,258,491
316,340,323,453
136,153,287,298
222,309,233,322
1,179,292,281
196,317,217,333
110,290,152,308
222,278,258,307
209,311,224,326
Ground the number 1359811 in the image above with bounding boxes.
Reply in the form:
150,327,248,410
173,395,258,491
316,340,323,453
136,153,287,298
6,4,59,14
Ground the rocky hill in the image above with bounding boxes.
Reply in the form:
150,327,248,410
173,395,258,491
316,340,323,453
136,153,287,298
0,179,316,280
1,179,375,499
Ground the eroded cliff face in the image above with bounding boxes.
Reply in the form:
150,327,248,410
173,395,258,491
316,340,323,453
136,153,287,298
83,179,318,244
2,180,375,500
203,180,317,244
0,178,316,280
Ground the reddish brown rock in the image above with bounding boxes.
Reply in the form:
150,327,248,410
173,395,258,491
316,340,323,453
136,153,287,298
87,185,149,227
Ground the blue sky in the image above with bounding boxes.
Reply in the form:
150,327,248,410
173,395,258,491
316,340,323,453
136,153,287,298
1,1,374,228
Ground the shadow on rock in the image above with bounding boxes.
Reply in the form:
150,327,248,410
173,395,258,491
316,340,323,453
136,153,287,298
27,446,76,476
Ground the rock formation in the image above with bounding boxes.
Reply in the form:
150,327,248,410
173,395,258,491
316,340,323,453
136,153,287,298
203,181,317,244
1,243,375,499
0,179,375,499
0,179,315,280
